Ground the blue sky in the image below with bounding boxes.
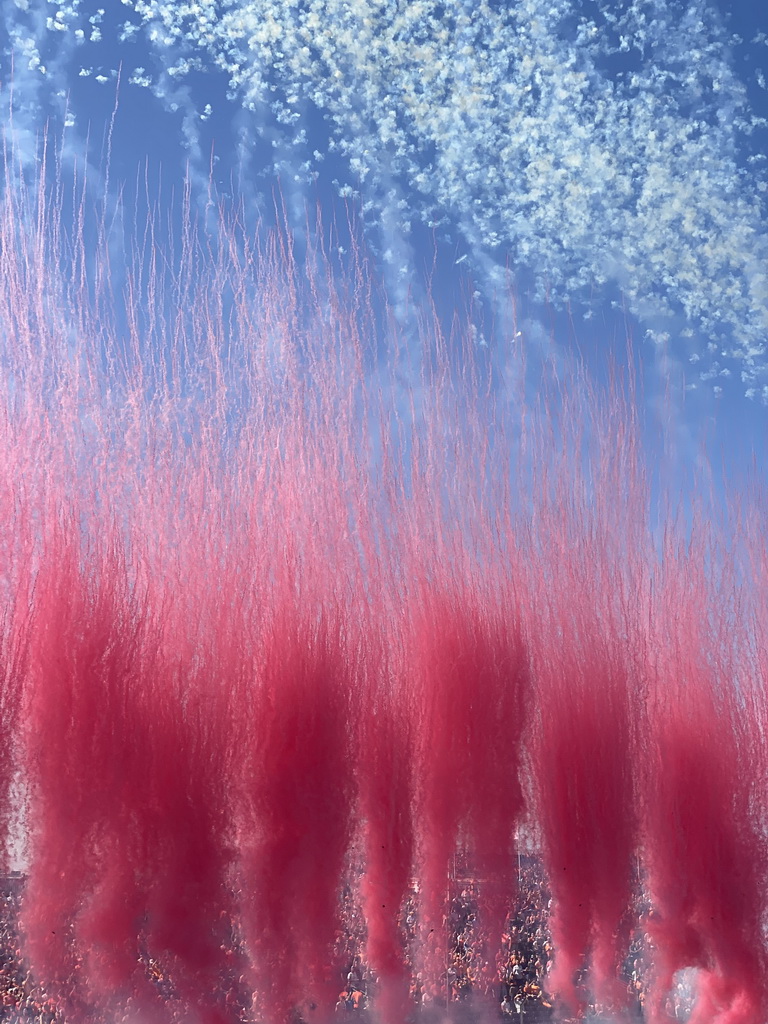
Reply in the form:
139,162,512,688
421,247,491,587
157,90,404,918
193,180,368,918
1,0,767,477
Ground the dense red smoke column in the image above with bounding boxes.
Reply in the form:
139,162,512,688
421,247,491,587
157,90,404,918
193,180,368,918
20,535,100,1013
531,632,637,1013
19,451,244,1022
527,379,645,1014
238,602,356,1024
640,528,767,1024
20,523,139,1014
410,586,528,1002
357,612,416,1024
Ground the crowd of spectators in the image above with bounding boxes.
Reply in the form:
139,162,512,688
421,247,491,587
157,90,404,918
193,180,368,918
1,876,61,1022
0,866,693,1023
341,858,558,1020
331,857,693,1024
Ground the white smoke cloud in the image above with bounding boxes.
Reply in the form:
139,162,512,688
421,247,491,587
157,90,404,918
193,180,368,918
2,0,768,394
